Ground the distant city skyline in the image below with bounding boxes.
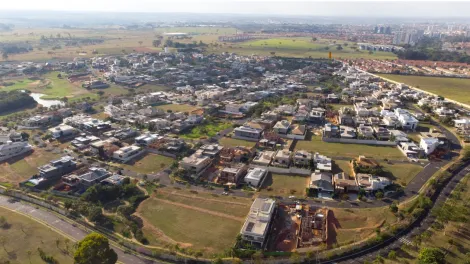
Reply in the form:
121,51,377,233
1,1,470,18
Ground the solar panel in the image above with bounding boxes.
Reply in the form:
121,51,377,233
246,222,255,232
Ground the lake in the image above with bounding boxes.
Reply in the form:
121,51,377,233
30,93,65,108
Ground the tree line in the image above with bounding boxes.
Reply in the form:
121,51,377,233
0,91,37,114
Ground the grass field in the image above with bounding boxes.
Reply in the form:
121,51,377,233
212,37,397,60
117,153,174,174
0,149,61,184
382,163,423,186
333,160,353,174
155,189,251,218
138,196,244,255
378,74,470,105
0,72,99,102
0,207,73,264
219,137,257,148
260,173,309,197
295,135,404,159
330,207,398,246
155,104,199,113
180,122,232,139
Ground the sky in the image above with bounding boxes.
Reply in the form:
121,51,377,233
1,0,470,17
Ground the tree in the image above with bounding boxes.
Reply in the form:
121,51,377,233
152,39,162,47
74,233,118,264
138,41,143,46
270,51,276,56
312,37,317,41
462,146,470,161
418,248,445,264
2,52,8,61
388,250,397,260
97,91,105,96
336,45,343,51
27,250,32,263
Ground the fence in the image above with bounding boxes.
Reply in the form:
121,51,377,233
249,164,312,176
146,148,178,158
322,137,397,146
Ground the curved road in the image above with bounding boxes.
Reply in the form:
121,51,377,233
0,195,157,264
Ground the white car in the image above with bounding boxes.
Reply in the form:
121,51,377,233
289,195,296,199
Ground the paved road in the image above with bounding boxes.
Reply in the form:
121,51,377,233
0,195,156,264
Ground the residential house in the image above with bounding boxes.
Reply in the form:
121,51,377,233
252,151,276,166
420,137,440,155
308,171,334,197
36,156,77,180
395,108,418,130
293,150,313,167
48,125,77,139
0,141,32,162
288,124,307,140
357,125,375,139
63,167,111,188
113,145,144,163
373,126,391,140
333,172,359,193
200,144,223,158
313,153,332,172
398,142,424,159
135,133,160,147
218,165,247,184
234,125,263,140
244,168,268,188
273,120,291,135
340,126,356,139
356,173,391,192
323,123,340,138
272,149,292,168
23,115,53,127
180,150,212,178
101,174,127,185
71,135,100,149
219,147,252,163
240,198,276,247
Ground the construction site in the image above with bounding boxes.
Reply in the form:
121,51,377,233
268,203,329,252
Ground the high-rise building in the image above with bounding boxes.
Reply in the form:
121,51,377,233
374,26,379,34
385,26,392,35
379,26,385,34
392,30,422,45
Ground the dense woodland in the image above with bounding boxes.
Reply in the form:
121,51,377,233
0,90,37,114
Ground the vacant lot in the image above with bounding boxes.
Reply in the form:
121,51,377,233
180,122,232,139
378,74,470,105
295,135,404,159
260,173,309,197
333,160,353,174
382,163,423,186
329,207,398,246
155,104,199,113
0,149,61,184
219,137,257,148
117,153,174,174
212,37,397,60
0,207,73,264
138,196,244,255
155,189,251,218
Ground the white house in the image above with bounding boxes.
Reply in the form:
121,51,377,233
244,168,268,188
0,141,32,162
113,145,144,163
420,137,440,155
48,125,77,139
240,198,275,247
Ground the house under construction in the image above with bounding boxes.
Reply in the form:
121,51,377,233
297,206,328,248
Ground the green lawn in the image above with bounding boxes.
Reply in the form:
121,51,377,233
0,207,73,264
260,173,309,197
295,135,404,159
0,72,98,101
211,37,397,60
219,137,257,148
381,163,424,186
180,122,232,139
117,153,174,174
378,74,470,105
138,197,243,254
155,104,199,113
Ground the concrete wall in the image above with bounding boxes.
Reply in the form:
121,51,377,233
232,135,261,142
146,148,177,158
322,137,397,146
249,164,312,175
